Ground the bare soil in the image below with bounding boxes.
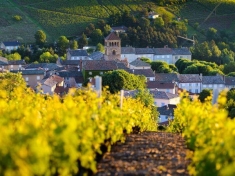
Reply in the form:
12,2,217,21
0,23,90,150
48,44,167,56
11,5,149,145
96,132,190,176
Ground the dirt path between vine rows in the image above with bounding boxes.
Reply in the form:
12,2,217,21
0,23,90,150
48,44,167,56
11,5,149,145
96,132,190,176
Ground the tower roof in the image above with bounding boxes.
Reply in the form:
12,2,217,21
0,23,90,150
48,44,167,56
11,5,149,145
105,32,120,40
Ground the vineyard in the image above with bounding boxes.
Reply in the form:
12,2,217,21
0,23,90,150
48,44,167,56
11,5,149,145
0,72,157,175
168,91,235,175
0,0,157,42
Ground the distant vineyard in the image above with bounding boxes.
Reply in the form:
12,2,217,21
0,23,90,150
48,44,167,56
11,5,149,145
22,6,97,40
8,0,156,42
198,0,235,15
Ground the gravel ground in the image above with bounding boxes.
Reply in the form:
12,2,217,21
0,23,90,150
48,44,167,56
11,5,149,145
96,132,190,176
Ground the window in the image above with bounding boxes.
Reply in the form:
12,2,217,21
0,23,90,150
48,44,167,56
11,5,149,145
195,89,198,93
175,56,178,60
166,89,170,93
112,50,116,55
165,116,168,120
25,77,29,81
161,103,165,107
220,84,223,88
167,55,170,58
209,84,212,88
195,83,198,86
37,76,40,80
189,89,192,92
189,83,192,86
182,83,185,86
89,72,92,75
100,71,103,75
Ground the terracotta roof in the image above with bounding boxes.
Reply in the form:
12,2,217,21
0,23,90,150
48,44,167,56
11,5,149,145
121,47,135,54
202,76,224,84
105,32,120,40
225,76,235,85
178,74,201,83
135,48,155,54
124,69,155,77
41,75,64,87
149,90,179,99
130,59,151,67
82,60,118,71
147,82,175,89
155,73,179,83
67,49,88,56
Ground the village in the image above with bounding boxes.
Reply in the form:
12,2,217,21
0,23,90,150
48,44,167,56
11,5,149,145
1,31,234,125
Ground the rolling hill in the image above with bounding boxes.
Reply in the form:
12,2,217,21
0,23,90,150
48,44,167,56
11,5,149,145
0,0,235,44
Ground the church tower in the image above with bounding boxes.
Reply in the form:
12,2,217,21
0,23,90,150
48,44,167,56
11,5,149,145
104,32,121,61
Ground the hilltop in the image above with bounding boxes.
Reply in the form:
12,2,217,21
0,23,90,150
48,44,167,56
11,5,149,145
0,0,235,43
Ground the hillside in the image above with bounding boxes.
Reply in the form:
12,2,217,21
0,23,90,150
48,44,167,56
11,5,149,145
0,0,235,44
0,0,157,43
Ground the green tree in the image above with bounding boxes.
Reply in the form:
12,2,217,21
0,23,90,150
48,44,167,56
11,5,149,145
102,70,146,93
78,33,88,48
140,57,152,63
39,52,58,63
206,27,219,41
96,43,104,53
198,89,212,102
6,52,21,60
151,61,173,73
225,88,235,118
223,62,235,75
154,17,164,28
69,40,78,50
90,29,103,45
227,72,235,77
57,36,69,55
34,30,46,46
0,72,26,94
134,89,159,121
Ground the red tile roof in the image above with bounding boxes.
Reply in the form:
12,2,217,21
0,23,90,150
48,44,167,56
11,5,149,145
105,32,120,40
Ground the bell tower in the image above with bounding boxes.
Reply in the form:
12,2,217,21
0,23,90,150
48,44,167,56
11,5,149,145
104,32,121,61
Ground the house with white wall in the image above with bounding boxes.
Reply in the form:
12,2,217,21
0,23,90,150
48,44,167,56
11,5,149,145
158,104,176,123
172,48,192,63
147,82,177,94
149,90,180,107
0,41,20,52
67,49,91,60
153,48,173,64
202,75,225,92
121,47,136,63
177,74,202,94
225,76,235,90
